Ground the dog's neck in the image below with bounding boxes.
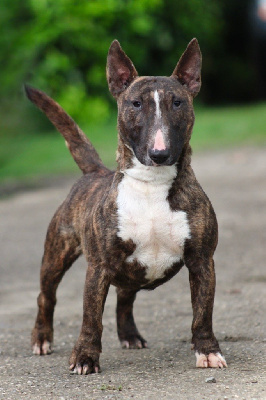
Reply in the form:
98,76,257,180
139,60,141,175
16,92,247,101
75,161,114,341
176,143,192,172
123,156,177,185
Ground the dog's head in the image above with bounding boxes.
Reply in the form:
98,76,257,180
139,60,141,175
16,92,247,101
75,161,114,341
107,39,201,168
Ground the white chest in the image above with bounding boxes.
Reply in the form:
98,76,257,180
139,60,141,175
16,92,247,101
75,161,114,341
116,161,191,282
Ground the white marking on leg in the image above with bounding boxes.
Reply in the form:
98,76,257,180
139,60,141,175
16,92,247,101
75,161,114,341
195,351,208,368
32,343,41,355
195,351,227,368
42,340,52,355
32,340,52,355
209,352,228,368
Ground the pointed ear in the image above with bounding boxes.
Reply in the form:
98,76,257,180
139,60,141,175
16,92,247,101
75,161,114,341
107,40,138,98
172,38,202,97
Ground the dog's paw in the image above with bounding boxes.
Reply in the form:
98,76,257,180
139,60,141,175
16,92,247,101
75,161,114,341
31,326,53,355
69,345,100,375
69,358,100,375
120,334,148,349
195,351,227,368
32,340,52,355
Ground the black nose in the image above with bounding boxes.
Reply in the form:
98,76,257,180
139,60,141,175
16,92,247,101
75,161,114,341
148,149,170,165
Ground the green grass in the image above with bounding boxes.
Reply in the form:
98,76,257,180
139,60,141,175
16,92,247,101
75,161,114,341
0,117,118,185
192,102,266,150
0,102,266,186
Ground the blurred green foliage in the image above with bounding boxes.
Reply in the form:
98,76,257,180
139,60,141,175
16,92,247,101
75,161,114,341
0,0,225,126
1,0,264,188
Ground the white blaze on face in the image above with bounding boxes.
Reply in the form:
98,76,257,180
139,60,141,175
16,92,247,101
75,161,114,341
153,90,166,151
154,90,162,120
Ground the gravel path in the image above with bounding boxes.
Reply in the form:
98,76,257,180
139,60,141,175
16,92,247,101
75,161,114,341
0,148,265,400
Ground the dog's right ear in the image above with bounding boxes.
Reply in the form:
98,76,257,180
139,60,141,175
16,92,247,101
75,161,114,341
107,40,138,99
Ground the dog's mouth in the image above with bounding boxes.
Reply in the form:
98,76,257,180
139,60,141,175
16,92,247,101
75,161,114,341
138,152,177,167
151,159,174,167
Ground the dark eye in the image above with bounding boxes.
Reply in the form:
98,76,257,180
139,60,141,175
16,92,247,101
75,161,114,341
173,100,181,108
132,101,142,109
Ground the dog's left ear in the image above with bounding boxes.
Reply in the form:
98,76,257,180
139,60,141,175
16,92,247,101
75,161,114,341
172,38,202,97
107,40,138,99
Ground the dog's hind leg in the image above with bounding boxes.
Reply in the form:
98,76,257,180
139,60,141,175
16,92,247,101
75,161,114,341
116,288,148,349
32,212,82,355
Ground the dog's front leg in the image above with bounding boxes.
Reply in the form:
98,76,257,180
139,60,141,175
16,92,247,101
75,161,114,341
187,258,227,368
69,265,110,375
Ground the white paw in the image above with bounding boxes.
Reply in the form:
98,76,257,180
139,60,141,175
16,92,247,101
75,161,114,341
121,340,130,349
32,340,52,355
195,351,227,368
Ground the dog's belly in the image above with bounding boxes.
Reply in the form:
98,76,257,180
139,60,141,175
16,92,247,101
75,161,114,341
117,165,191,282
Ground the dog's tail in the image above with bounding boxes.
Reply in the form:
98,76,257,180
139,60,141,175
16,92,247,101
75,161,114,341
25,85,109,175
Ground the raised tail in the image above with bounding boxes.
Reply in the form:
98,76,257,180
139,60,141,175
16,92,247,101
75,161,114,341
25,85,109,175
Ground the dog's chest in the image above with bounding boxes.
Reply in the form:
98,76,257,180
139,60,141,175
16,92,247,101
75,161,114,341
116,167,190,282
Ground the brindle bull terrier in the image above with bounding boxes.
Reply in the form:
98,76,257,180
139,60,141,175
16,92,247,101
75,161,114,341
25,38,227,374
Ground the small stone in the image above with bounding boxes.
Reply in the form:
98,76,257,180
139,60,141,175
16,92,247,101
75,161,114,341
205,376,216,383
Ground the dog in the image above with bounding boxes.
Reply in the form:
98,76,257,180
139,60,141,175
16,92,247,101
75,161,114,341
25,38,227,374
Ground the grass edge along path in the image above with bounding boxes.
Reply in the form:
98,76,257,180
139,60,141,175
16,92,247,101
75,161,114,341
0,102,265,187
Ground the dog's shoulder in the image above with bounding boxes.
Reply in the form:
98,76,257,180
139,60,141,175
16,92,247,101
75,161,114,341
53,171,116,230
169,165,213,210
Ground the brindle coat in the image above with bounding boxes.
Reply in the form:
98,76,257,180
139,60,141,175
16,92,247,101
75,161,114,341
26,39,227,374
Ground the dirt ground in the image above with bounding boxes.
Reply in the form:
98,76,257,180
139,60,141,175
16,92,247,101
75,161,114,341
0,148,265,400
